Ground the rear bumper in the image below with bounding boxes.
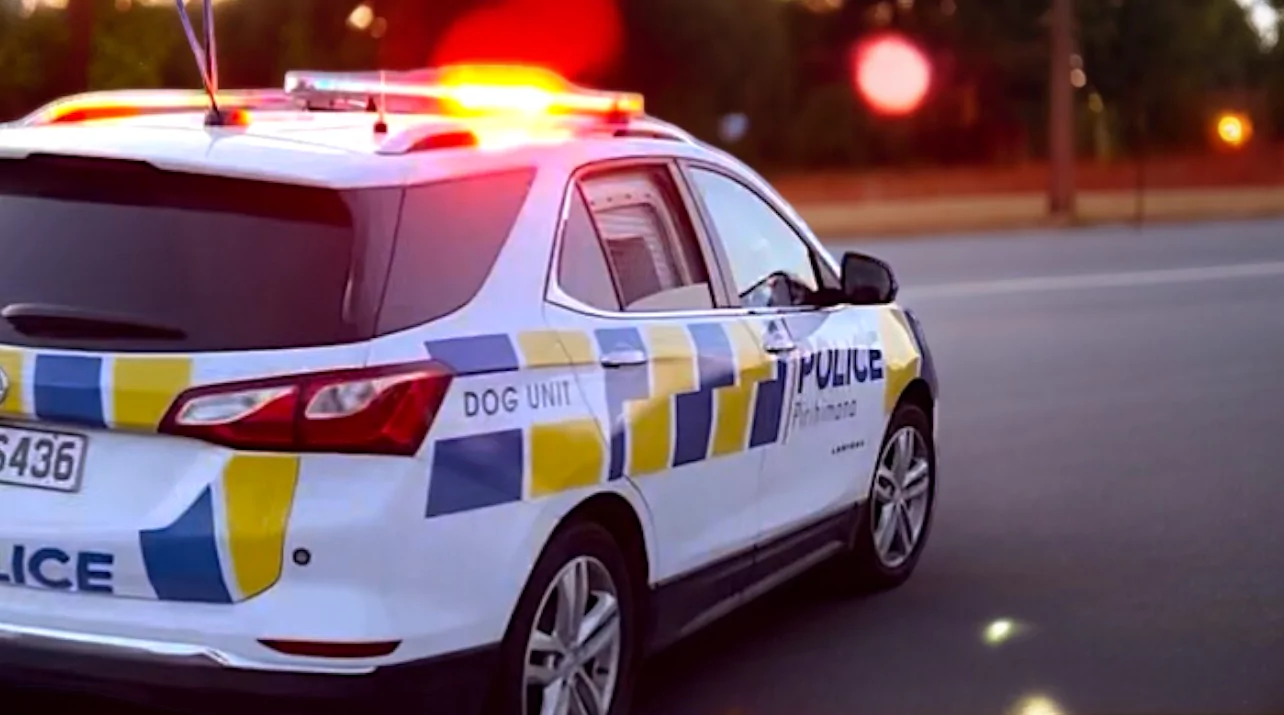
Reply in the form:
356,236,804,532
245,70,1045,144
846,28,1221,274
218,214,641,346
0,623,498,714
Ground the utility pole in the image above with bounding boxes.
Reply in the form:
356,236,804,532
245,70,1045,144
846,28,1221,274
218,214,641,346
1048,0,1076,219
64,0,95,95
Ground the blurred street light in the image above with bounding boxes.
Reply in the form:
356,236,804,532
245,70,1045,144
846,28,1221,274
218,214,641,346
347,3,374,31
852,33,932,117
1216,112,1252,149
719,113,749,144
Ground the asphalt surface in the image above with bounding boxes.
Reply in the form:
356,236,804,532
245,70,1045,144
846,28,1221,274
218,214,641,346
13,218,1284,715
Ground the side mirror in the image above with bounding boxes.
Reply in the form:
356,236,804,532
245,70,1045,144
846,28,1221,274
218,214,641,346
841,251,898,305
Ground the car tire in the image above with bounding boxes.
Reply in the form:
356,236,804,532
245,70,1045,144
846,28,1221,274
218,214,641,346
832,401,936,593
487,520,640,715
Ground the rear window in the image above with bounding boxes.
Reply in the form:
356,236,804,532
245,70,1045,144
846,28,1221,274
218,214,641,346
0,155,398,352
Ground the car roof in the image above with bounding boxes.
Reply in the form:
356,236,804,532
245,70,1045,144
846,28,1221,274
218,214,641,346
0,108,711,190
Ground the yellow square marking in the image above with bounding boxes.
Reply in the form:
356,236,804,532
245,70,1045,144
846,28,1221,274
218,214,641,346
223,454,299,599
711,383,755,456
530,419,604,497
879,308,922,413
518,331,570,368
728,322,774,383
518,330,596,368
644,324,697,397
112,356,193,430
555,331,595,365
627,399,671,476
0,349,24,416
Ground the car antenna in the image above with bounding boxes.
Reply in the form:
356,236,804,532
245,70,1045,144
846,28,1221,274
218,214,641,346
174,0,238,127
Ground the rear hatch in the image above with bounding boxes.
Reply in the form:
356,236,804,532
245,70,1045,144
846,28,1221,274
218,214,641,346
0,155,396,603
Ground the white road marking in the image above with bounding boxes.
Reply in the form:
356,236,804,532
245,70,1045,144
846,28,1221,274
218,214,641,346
902,261,1284,300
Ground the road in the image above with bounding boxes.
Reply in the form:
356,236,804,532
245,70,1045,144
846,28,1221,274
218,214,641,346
12,218,1284,715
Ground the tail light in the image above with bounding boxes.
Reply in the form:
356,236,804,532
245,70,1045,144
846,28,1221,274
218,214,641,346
158,362,453,456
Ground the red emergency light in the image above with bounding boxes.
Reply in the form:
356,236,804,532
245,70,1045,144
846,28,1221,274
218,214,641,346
12,64,646,136
284,64,645,120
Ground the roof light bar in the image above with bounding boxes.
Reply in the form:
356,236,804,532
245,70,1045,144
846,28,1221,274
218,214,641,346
18,89,293,127
284,64,645,120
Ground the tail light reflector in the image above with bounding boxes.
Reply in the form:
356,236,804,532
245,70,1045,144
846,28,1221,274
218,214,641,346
158,362,452,456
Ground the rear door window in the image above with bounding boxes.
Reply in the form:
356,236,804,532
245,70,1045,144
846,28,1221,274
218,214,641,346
557,187,622,312
0,155,397,353
578,165,714,312
376,168,537,334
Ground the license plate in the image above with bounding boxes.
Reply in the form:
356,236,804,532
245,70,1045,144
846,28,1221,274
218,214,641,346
0,425,87,493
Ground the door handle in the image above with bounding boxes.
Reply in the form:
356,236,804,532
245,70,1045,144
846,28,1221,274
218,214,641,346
762,334,797,354
599,349,647,368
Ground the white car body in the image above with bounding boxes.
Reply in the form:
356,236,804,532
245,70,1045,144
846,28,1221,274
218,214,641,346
0,74,937,713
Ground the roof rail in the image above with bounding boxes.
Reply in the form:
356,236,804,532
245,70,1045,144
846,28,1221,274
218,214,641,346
378,127,480,155
16,88,294,127
608,125,690,142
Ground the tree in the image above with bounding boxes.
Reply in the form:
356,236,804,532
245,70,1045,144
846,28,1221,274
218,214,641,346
615,0,793,166
65,0,94,92
89,3,183,90
0,6,69,120
1079,0,1265,153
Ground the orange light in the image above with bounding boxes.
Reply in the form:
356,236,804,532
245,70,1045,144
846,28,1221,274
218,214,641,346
440,65,565,116
1216,112,1252,149
21,89,288,126
28,91,207,124
439,64,569,92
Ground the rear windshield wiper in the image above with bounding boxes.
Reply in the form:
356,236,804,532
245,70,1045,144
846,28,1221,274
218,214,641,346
1,303,187,341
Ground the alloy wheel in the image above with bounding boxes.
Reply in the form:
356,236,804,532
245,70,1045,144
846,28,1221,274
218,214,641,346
870,425,933,569
523,556,623,715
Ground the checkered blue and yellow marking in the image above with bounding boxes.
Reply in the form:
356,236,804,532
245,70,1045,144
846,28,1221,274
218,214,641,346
139,453,299,604
0,348,298,604
0,348,193,432
422,321,788,518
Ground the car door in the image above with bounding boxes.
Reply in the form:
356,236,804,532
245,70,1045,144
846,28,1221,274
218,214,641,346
680,162,887,556
542,159,778,638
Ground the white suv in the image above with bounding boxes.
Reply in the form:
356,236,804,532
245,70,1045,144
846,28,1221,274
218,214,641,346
0,65,938,715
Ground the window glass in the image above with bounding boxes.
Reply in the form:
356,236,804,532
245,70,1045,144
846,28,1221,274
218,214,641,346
581,166,713,312
0,155,398,352
378,168,536,334
558,187,621,312
689,168,822,309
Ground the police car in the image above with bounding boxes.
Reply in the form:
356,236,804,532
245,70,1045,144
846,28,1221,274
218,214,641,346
0,64,938,715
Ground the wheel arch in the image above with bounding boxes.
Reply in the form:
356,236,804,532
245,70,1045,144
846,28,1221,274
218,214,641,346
556,491,653,596
512,486,657,617
895,378,935,429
